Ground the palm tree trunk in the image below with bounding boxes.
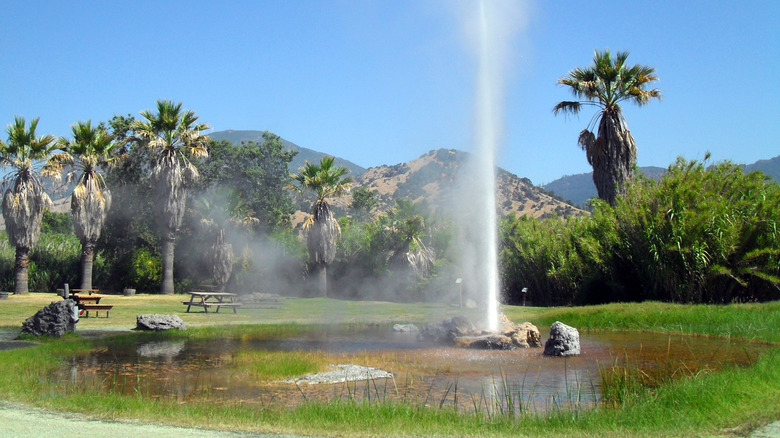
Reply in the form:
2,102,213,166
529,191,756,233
79,242,94,290
315,262,328,298
161,237,176,294
14,246,30,295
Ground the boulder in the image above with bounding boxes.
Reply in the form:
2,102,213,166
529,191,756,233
419,314,541,350
499,314,542,348
135,314,186,331
20,299,79,337
392,323,419,333
419,316,476,344
544,321,580,356
455,334,517,350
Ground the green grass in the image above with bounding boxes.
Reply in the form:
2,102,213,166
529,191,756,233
0,295,778,436
503,300,780,344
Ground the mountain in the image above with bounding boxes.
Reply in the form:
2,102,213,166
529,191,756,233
327,149,582,221
542,166,665,207
209,130,366,177
744,156,780,182
544,156,780,207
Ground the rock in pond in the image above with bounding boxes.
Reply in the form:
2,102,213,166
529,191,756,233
419,314,541,350
135,314,186,331
543,321,580,357
20,299,79,337
285,364,393,385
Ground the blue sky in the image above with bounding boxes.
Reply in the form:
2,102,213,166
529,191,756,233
1,0,778,185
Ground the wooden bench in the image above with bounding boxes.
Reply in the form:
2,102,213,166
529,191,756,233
80,304,114,318
181,301,243,313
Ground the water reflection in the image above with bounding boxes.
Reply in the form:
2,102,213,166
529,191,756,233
55,327,771,413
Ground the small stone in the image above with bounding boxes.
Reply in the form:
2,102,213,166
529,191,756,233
544,321,580,357
135,314,186,331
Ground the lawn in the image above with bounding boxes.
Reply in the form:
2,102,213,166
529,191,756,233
0,292,777,437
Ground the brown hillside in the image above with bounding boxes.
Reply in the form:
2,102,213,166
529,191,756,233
294,149,581,229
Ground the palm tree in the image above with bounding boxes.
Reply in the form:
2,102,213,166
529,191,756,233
382,199,436,277
290,156,352,297
191,189,259,291
554,49,661,205
51,120,121,290
0,117,57,294
132,100,210,294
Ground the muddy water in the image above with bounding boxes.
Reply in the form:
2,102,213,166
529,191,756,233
55,327,771,413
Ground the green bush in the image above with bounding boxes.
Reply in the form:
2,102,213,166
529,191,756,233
499,157,780,305
128,248,162,293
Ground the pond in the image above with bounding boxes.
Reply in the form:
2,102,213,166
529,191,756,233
55,325,772,413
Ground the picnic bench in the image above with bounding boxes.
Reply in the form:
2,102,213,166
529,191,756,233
182,292,242,313
72,293,114,318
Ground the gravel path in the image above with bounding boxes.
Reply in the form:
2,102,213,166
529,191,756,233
0,402,307,438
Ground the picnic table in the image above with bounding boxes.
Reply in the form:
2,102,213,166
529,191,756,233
71,293,113,318
71,288,99,295
182,292,243,314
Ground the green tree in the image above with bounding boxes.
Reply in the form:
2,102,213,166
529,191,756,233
132,100,210,294
196,132,297,232
99,114,160,292
349,186,378,223
381,199,436,277
554,49,661,205
0,117,58,294
51,120,121,290
290,156,352,297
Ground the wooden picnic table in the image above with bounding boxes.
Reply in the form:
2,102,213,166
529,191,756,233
71,294,113,318
182,292,243,314
71,288,100,295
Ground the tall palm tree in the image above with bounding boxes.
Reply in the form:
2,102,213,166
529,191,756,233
554,49,661,205
382,199,436,277
191,189,259,291
0,117,57,294
132,100,210,294
290,156,352,297
51,120,121,290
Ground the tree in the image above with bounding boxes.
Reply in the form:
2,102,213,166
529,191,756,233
349,186,378,223
195,132,297,232
290,156,352,297
51,120,121,290
554,49,661,205
132,100,210,294
0,117,58,294
381,199,436,277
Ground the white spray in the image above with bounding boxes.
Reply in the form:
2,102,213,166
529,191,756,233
459,0,524,331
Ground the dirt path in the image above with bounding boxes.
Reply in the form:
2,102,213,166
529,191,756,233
0,402,307,438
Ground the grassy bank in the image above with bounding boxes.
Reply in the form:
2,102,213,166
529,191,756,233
0,294,777,436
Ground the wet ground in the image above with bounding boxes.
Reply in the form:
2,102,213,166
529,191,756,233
53,325,772,413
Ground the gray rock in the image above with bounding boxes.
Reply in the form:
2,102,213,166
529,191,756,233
419,316,476,344
135,314,185,331
392,323,419,333
462,335,517,350
544,321,580,356
285,364,393,385
20,299,79,337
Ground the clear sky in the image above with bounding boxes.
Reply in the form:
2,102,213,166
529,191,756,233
1,0,778,185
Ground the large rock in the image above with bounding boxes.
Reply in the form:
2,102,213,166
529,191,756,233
499,314,542,348
419,314,541,350
20,299,79,337
419,316,476,344
544,321,580,356
135,314,186,331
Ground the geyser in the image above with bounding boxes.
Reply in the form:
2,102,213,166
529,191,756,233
460,0,520,331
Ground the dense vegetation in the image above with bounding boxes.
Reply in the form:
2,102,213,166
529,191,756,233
501,157,780,305
0,107,778,307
